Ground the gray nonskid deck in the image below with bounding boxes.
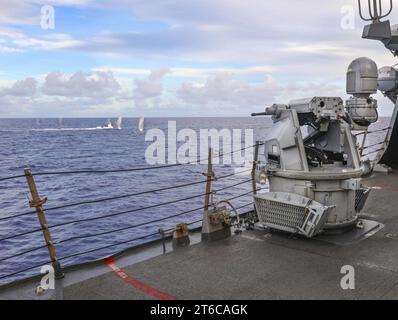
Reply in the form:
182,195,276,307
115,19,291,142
62,229,398,300
62,171,398,299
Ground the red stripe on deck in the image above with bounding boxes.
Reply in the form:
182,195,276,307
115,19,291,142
103,257,178,300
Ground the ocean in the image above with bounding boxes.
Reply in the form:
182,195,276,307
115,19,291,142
0,117,390,284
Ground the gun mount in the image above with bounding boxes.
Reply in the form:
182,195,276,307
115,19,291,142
252,92,371,235
250,0,398,238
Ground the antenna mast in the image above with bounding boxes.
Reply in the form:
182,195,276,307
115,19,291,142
358,0,397,56
358,0,393,22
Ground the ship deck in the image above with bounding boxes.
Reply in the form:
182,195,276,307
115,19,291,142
1,170,398,300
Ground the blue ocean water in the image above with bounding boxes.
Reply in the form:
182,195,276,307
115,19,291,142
0,117,390,284
0,117,273,284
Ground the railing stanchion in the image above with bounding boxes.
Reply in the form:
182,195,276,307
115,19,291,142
251,142,260,195
360,128,368,156
204,148,213,211
251,142,260,217
24,168,64,279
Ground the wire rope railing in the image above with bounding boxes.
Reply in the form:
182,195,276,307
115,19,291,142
0,144,259,221
0,144,263,284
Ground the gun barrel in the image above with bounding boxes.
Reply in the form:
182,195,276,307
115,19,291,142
251,112,268,117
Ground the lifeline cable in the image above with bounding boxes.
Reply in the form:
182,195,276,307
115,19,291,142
25,144,261,177
0,185,254,262
0,165,253,222
0,244,47,263
54,184,253,245
0,260,52,281
56,191,259,262
0,204,257,280
354,126,391,136
0,174,26,182
49,186,256,230
0,171,253,241
360,140,388,150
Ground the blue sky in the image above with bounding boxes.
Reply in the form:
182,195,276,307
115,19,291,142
0,0,396,117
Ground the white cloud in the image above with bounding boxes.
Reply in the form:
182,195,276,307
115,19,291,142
133,68,169,108
93,65,276,78
0,77,37,98
0,95,34,116
13,37,83,50
92,67,151,76
42,71,121,98
0,0,396,117
0,1,35,25
176,73,346,115
41,33,73,40
0,28,25,38
0,77,38,115
283,42,354,57
35,0,92,5
55,0,393,82
0,28,81,53
0,45,23,53
2,77,37,96
178,74,280,107
0,68,394,117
